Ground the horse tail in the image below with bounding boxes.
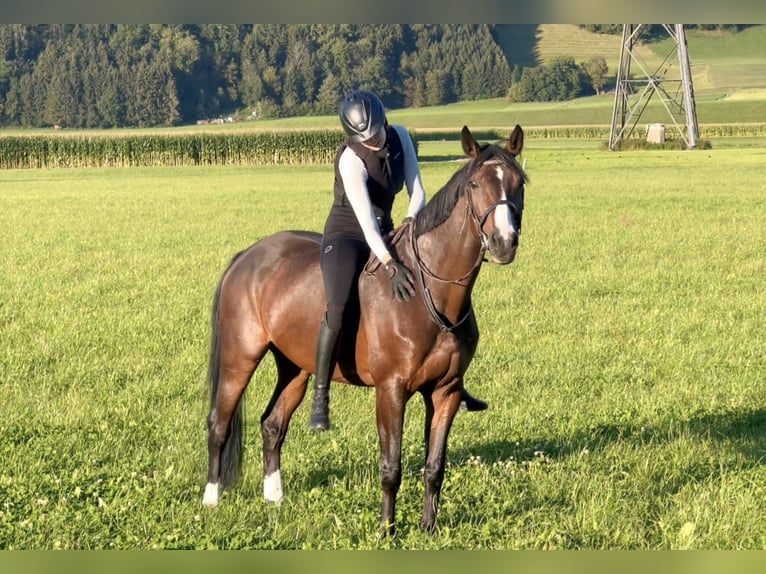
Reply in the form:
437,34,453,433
208,250,247,490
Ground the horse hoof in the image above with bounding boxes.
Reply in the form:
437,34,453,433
309,418,330,431
420,521,436,534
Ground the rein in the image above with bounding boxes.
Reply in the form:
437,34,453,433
409,219,476,333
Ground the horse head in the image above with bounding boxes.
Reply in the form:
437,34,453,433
460,125,526,265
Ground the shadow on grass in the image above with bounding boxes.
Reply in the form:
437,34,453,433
492,24,540,68
299,407,766,490
449,406,766,467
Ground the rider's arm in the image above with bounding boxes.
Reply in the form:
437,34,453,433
393,125,426,219
338,147,394,266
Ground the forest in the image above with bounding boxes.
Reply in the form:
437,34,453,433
0,24,514,128
0,24,748,129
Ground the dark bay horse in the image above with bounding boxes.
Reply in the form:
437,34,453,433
202,125,527,535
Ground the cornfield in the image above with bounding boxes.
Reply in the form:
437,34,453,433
0,131,348,169
0,125,763,169
417,124,766,142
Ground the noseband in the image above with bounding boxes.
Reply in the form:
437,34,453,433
466,184,523,251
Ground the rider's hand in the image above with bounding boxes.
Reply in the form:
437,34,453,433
385,260,416,302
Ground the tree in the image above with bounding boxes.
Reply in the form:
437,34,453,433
0,23,633,126
316,71,342,115
96,75,125,128
583,55,609,95
507,56,587,103
425,69,451,106
510,64,523,85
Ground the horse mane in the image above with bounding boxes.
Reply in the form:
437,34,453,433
414,142,527,237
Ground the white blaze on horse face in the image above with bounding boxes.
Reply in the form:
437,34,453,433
202,482,219,506
264,470,284,503
492,166,516,238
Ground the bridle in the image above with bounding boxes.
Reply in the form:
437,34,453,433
465,160,524,252
410,157,524,332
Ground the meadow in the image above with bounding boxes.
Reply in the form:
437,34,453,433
1,133,765,549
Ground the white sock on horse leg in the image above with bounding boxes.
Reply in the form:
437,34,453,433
264,470,284,503
202,482,219,506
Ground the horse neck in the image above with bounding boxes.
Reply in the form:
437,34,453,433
413,193,484,315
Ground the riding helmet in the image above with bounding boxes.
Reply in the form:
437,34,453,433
339,90,386,143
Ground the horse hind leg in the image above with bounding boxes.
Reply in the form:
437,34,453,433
260,348,310,503
203,317,269,507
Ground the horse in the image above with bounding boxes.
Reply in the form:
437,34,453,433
202,125,527,535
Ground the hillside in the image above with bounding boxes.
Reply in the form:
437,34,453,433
495,25,645,71
494,24,766,97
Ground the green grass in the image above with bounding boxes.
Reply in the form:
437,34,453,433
229,94,763,132
1,140,765,549
652,26,766,93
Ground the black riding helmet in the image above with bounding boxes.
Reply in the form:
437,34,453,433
339,90,387,143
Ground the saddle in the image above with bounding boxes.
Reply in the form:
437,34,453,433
362,220,413,276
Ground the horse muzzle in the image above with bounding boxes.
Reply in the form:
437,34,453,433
487,231,518,264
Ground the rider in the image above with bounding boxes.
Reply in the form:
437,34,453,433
309,89,488,431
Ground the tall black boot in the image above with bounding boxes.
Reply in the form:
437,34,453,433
309,319,340,431
460,389,488,412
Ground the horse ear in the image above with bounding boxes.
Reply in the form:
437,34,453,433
461,125,480,158
506,125,524,157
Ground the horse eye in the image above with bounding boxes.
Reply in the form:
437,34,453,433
469,180,479,189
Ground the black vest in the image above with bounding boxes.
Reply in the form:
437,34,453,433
324,125,405,239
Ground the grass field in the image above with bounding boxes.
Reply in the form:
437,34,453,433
1,137,765,549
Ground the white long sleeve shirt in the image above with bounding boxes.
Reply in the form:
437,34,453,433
337,124,426,264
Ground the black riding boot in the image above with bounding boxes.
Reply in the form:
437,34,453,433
460,389,488,412
309,319,340,431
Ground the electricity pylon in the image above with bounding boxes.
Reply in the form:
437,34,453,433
608,24,699,150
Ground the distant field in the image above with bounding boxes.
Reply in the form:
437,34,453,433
1,97,763,143
535,24,636,70
1,94,764,144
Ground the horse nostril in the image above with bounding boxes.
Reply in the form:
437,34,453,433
511,233,519,248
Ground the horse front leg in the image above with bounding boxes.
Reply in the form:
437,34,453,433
375,382,407,536
421,380,462,533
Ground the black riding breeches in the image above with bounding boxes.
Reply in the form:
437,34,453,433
319,235,370,331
